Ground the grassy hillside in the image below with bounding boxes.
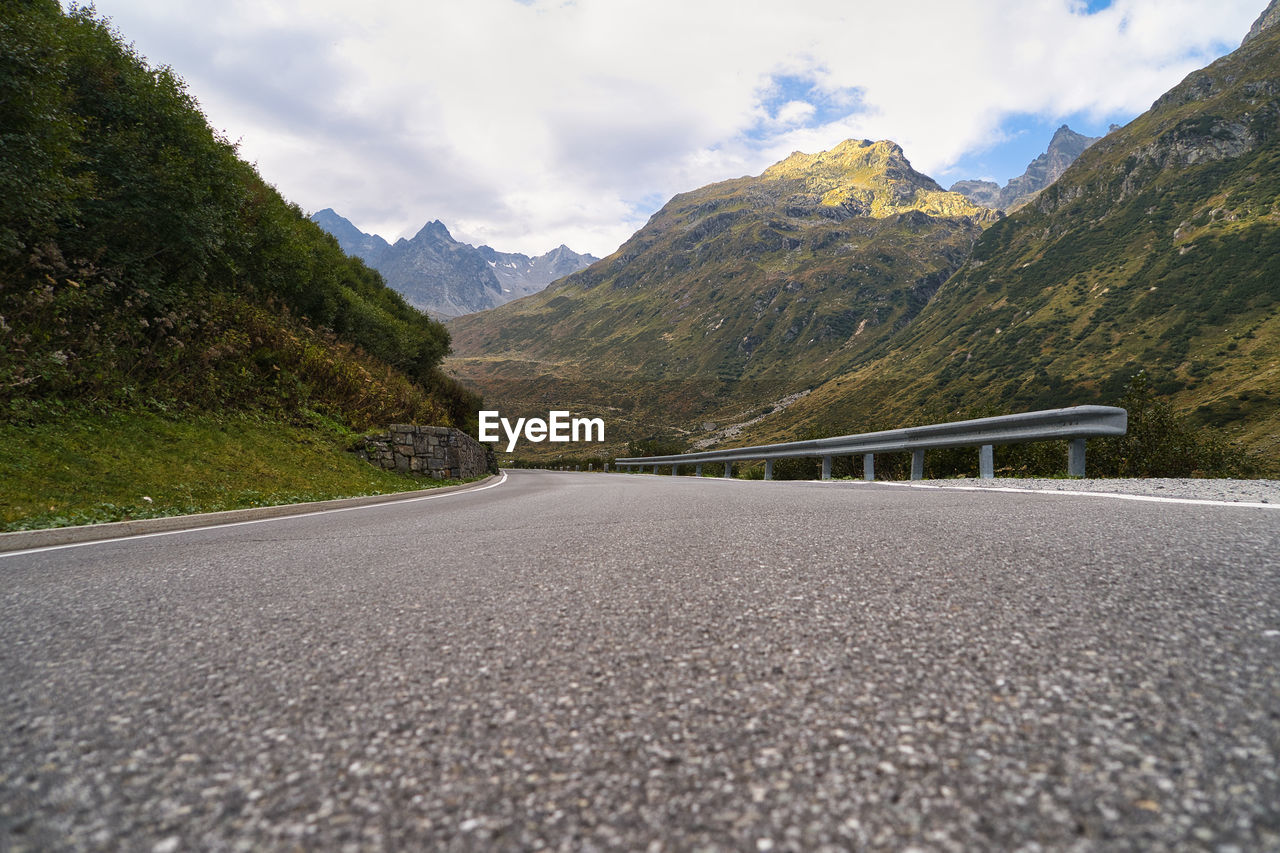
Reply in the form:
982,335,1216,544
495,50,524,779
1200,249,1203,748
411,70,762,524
0,411,459,532
1,2,482,526
749,16,1280,468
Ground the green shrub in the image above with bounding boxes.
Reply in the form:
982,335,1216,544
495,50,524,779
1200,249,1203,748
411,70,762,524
0,1,467,430
1090,372,1261,477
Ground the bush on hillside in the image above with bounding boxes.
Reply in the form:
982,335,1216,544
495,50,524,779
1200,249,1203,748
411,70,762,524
1090,372,1261,478
0,1,474,429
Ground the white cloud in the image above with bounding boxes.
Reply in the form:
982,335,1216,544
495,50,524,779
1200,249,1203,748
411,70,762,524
78,0,1261,256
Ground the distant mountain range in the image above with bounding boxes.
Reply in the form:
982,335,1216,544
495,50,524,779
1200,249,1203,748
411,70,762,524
311,126,1096,324
950,124,1101,211
310,209,597,318
447,0,1280,462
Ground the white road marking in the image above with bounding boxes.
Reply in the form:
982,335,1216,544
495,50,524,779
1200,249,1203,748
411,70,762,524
0,472,509,559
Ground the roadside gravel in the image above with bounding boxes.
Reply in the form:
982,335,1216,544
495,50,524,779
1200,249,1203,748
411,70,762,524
887,477,1280,505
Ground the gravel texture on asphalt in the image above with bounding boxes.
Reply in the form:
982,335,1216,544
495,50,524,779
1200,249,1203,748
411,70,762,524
890,477,1280,505
2,470,1278,851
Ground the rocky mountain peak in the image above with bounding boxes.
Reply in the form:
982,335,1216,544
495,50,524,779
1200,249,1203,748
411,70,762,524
414,219,453,242
762,139,910,184
310,208,390,265
310,209,596,318
1243,0,1280,45
950,124,1100,211
1048,124,1083,146
761,139,991,220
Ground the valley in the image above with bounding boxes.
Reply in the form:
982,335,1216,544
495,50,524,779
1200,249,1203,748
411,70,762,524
447,6,1280,470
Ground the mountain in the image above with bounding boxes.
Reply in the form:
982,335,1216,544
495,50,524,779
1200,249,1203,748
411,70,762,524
376,220,507,318
1244,0,1280,43
310,210,597,318
450,1,1280,465
310,208,391,266
950,125,1100,211
447,139,996,441
478,243,600,300
754,0,1280,459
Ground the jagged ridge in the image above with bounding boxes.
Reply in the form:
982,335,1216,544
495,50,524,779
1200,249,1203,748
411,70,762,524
311,210,597,319
950,125,1100,211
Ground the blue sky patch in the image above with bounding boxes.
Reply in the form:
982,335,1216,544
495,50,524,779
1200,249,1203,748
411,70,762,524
937,110,1130,188
1074,0,1115,14
748,72,864,140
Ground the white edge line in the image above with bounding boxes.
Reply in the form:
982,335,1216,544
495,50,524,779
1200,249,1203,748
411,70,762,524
0,471,509,559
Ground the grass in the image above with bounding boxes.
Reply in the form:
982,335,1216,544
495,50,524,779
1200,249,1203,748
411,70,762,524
0,410,465,532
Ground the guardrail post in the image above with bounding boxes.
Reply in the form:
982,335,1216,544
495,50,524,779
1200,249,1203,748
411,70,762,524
821,455,832,480
764,459,774,480
1068,438,1086,478
652,464,659,475
863,453,875,481
911,449,924,481
695,464,703,477
672,464,680,477
979,445,994,479
723,462,732,478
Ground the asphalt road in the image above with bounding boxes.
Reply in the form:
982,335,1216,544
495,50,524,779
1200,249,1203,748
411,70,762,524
3,470,1279,851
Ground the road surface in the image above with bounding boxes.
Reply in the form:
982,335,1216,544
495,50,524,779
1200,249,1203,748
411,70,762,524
3,470,1279,850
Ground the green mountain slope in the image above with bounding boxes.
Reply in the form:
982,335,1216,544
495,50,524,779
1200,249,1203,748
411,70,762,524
758,4,1280,461
448,140,994,443
451,3,1280,469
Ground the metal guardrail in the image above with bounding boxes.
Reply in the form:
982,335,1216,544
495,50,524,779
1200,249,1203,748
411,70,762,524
613,405,1128,480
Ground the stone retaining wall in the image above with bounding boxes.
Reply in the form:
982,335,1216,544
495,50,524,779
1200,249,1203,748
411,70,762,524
356,425,495,480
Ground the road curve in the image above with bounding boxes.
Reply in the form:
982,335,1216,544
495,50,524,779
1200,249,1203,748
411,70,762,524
3,470,1279,850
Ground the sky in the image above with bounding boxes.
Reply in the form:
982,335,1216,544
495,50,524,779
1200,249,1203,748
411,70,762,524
71,0,1263,258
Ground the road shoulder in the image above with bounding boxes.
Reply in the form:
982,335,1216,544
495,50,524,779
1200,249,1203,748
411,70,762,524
0,475,502,553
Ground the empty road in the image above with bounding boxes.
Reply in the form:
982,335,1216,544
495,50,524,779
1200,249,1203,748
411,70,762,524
3,470,1279,850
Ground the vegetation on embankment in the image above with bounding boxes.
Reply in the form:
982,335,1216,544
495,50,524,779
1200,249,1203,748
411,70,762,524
0,410,461,532
1,2,481,526
2,1,478,430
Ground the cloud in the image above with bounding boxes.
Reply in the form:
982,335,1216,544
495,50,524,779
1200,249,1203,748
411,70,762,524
79,0,1262,256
